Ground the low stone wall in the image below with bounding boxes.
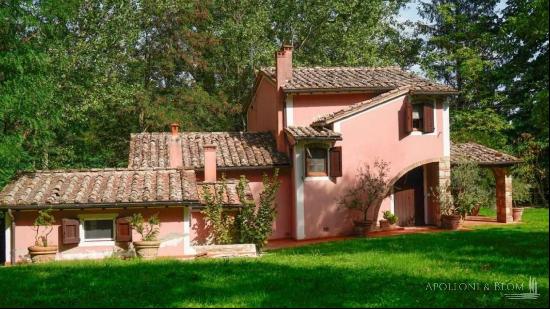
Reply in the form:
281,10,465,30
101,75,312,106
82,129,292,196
194,244,257,258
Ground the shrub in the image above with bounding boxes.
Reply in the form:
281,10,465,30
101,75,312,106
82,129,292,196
451,161,492,218
129,213,160,241
32,209,55,247
339,160,391,223
236,169,281,252
201,176,236,245
512,177,532,207
430,180,457,216
382,211,398,225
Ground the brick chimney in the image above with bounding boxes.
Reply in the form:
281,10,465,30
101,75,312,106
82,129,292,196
168,123,182,168
276,44,293,88
275,44,293,153
171,123,179,136
203,144,217,182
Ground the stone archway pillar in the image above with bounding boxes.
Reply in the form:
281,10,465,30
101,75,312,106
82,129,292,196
492,167,513,223
435,157,452,227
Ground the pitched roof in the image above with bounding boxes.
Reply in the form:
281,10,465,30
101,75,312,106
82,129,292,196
284,126,342,141
128,132,290,170
260,67,457,94
311,86,411,126
0,168,199,209
451,142,521,166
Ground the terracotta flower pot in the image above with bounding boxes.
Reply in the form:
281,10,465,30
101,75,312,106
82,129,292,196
353,220,373,236
470,204,481,216
133,241,161,259
512,208,524,222
28,245,58,263
379,219,391,231
441,214,461,230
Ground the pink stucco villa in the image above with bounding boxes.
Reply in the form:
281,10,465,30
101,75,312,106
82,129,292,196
0,45,521,264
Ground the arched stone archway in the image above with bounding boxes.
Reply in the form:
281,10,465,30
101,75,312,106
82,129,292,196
368,157,449,226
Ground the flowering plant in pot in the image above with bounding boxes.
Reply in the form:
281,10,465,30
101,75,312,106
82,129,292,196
379,211,398,230
29,209,57,263
340,160,390,236
129,213,161,259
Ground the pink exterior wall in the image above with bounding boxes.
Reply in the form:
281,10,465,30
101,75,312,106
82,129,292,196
247,77,278,136
190,168,293,244
10,207,188,263
300,95,445,239
291,93,378,126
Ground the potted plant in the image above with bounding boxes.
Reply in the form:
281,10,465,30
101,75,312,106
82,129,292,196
340,160,390,236
511,177,530,222
129,213,161,259
28,209,57,263
379,211,398,230
512,207,524,222
431,181,461,230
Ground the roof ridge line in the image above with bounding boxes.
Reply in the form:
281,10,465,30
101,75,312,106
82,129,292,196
311,86,412,126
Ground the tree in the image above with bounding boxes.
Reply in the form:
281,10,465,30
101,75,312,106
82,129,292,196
497,0,549,205
416,0,501,108
339,160,391,224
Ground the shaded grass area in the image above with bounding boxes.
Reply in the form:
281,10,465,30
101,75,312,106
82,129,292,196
1,209,548,308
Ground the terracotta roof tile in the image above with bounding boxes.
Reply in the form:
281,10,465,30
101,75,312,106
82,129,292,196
128,132,290,169
260,67,457,94
0,168,199,208
312,86,411,126
451,142,521,166
284,126,342,141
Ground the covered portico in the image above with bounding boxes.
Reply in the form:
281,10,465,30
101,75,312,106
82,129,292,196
451,142,522,223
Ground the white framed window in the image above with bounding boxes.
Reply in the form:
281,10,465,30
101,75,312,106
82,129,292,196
305,145,329,177
77,213,118,246
412,104,424,131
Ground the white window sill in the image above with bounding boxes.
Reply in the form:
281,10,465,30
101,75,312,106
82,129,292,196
79,240,116,247
410,131,438,136
304,176,331,181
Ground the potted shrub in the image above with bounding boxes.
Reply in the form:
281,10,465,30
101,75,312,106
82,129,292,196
379,211,398,230
129,213,161,259
339,160,390,236
512,177,530,222
431,181,461,230
28,209,57,263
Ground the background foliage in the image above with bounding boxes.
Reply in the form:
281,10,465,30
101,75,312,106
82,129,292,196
1,0,548,204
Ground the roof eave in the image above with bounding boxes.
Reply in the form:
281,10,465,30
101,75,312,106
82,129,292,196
193,164,291,172
292,136,343,141
283,87,394,94
283,87,457,95
0,200,201,211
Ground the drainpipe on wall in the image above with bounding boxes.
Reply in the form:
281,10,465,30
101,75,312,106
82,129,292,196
7,209,15,265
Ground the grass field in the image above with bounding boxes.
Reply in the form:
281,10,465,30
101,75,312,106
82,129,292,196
0,208,548,307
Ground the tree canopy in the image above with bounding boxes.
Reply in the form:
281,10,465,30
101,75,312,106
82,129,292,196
1,0,548,204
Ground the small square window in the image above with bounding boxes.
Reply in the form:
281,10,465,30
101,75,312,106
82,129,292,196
84,220,114,241
306,147,328,177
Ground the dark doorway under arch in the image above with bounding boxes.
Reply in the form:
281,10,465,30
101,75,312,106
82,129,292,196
393,166,425,226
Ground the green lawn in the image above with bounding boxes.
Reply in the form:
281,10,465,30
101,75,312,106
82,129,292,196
1,208,548,308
